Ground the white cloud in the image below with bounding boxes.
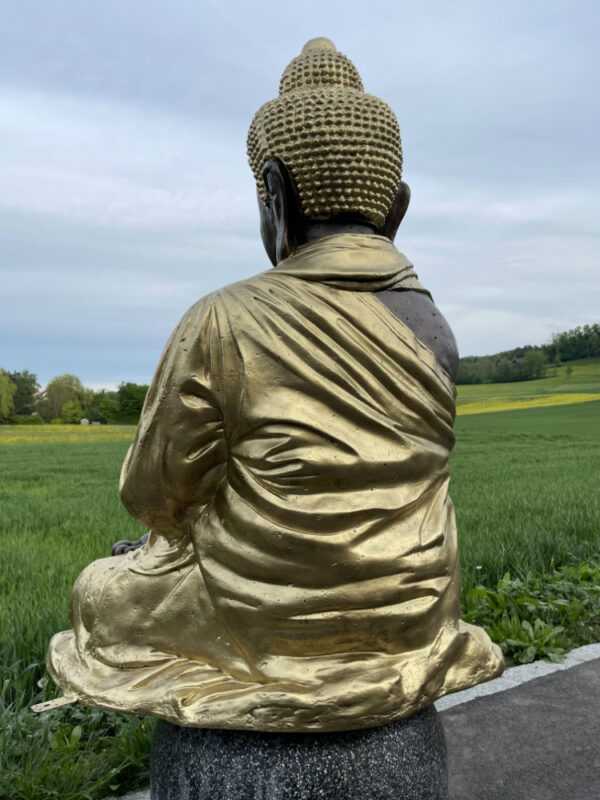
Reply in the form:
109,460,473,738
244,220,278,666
0,86,257,230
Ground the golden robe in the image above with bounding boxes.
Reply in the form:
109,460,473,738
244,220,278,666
48,234,503,731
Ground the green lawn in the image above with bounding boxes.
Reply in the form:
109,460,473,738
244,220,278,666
1,393,599,798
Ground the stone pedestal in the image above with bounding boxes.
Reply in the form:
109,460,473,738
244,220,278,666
150,706,448,799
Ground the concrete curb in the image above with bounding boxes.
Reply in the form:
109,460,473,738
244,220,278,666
105,643,600,800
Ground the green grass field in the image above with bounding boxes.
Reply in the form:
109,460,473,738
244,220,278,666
1,362,599,798
452,399,600,584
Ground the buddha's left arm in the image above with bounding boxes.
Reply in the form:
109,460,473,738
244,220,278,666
119,296,227,540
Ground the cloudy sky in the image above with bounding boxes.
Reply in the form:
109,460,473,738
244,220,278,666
1,0,598,389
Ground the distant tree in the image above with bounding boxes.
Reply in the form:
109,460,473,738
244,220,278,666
84,390,120,424
456,322,599,385
0,369,17,421
8,370,39,415
492,357,516,383
522,350,547,380
40,374,88,420
548,323,600,363
34,396,52,422
455,360,483,384
117,382,148,422
61,400,83,424
590,331,600,358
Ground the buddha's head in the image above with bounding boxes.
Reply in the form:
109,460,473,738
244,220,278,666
247,38,410,264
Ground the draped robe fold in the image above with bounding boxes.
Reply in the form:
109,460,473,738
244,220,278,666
48,233,504,731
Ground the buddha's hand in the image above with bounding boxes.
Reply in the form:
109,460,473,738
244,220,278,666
111,532,150,556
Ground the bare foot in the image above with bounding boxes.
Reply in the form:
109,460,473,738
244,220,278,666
111,532,149,556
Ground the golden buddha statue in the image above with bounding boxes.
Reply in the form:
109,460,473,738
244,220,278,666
46,38,503,731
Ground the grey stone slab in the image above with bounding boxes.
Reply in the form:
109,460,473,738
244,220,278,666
441,659,600,800
150,706,448,799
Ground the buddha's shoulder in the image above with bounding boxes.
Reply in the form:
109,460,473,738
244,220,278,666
376,289,459,380
196,270,291,307
177,271,281,326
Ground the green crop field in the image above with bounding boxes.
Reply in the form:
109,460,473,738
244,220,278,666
452,398,600,583
451,358,600,581
1,363,599,799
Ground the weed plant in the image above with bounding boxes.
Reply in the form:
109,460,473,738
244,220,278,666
463,563,600,664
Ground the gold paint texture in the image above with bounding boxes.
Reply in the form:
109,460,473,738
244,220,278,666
48,235,504,731
247,39,403,228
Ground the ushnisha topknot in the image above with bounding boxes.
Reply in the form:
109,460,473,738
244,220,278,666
247,38,403,229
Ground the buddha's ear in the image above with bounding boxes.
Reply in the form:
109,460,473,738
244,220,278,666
378,181,411,242
261,159,297,263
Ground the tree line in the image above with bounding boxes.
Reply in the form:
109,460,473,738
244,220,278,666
456,323,600,385
2,322,598,419
0,371,149,424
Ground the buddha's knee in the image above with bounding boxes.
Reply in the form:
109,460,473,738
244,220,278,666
70,555,124,634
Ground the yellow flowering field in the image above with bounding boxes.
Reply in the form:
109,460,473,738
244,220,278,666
0,424,137,445
456,392,600,416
